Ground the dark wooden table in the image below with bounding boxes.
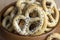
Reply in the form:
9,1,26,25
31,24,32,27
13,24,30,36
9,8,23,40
0,0,60,40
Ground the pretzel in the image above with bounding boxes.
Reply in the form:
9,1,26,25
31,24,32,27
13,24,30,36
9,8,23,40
10,7,18,18
3,6,18,18
3,6,14,17
13,15,29,35
13,4,45,35
16,0,25,14
47,33,60,40
25,4,46,35
16,0,36,6
2,6,18,32
42,0,59,27
2,16,13,32
32,10,48,35
26,0,40,5
42,0,55,11
47,7,59,27
16,0,36,15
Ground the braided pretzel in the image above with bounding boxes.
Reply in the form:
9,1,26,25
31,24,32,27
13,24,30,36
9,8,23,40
13,4,45,35
42,0,59,27
47,33,60,40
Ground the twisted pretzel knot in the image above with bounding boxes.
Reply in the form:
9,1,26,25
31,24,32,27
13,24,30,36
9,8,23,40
13,4,45,35
42,0,59,27
42,0,55,11
2,16,13,32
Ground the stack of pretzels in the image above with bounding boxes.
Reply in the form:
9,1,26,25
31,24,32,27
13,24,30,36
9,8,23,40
1,0,59,35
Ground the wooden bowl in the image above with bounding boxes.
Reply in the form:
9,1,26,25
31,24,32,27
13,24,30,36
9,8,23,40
0,0,60,40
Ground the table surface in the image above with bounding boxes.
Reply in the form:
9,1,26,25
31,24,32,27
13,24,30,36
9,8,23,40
0,0,60,40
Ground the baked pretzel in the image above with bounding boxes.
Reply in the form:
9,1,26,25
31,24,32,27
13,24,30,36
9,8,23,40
45,9,59,31
42,0,55,11
2,16,13,32
2,6,18,32
47,6,59,27
3,6,14,17
42,0,59,27
16,0,36,9
13,4,45,35
32,10,48,35
47,33,60,40
16,0,39,15
13,15,29,35
16,0,25,14
26,0,40,5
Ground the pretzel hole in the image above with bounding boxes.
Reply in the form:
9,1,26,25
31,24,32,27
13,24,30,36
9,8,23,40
5,18,11,26
46,2,51,8
29,10,39,18
29,21,40,31
18,19,25,29
52,38,59,40
47,15,52,22
51,10,56,19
